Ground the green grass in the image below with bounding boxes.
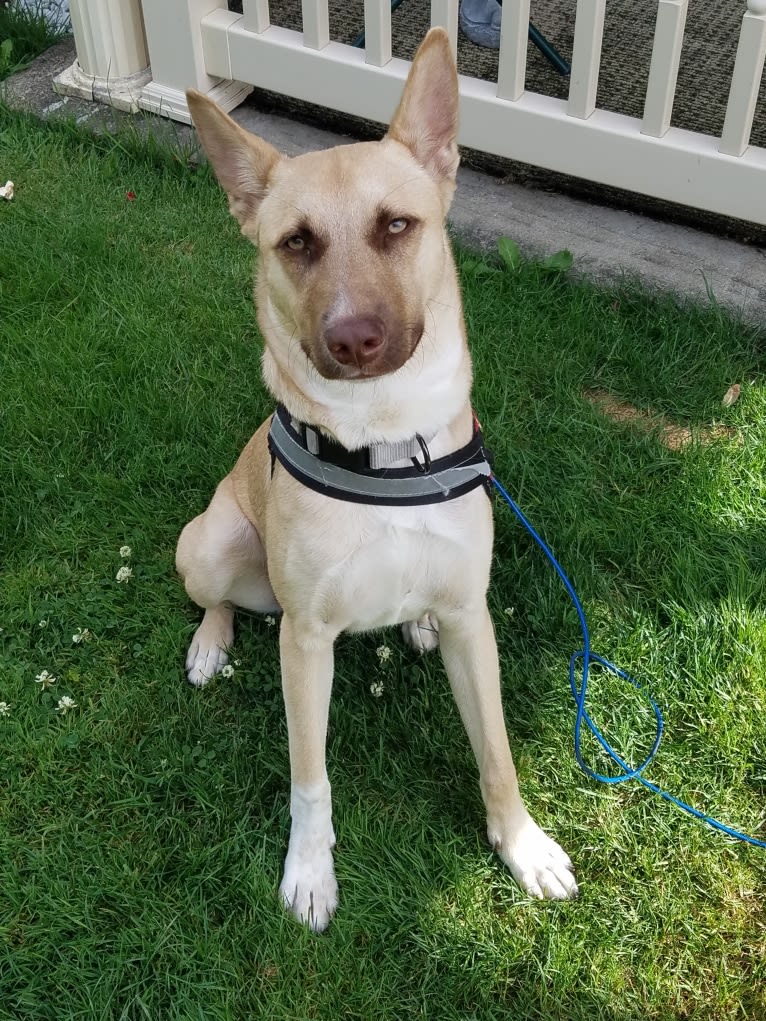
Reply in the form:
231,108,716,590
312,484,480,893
0,1,67,81
1,106,765,1020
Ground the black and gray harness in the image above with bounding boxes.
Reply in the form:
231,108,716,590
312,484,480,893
267,403,493,506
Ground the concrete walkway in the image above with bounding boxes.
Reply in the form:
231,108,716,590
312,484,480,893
4,39,765,326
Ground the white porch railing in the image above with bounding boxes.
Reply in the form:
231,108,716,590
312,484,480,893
57,0,766,226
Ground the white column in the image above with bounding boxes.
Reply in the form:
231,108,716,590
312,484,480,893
139,0,253,123
719,0,766,157
53,0,151,112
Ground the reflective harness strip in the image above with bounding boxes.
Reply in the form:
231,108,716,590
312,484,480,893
267,403,493,506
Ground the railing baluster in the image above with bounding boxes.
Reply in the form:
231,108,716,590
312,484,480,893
719,0,766,157
497,0,531,101
642,0,688,138
242,0,270,34
302,0,330,51
568,0,606,119
430,0,458,56
364,0,392,67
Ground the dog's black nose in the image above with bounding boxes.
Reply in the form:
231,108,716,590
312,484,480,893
324,316,386,367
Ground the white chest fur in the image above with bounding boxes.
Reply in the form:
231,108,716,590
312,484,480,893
266,482,494,635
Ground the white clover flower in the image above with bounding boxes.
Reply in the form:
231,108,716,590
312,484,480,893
221,664,234,678
265,615,276,627
0,702,11,717
504,607,515,617
35,670,57,690
56,696,77,715
39,619,48,628
119,545,132,559
233,659,241,667
116,565,133,583
72,627,92,644
376,645,392,663
369,681,384,698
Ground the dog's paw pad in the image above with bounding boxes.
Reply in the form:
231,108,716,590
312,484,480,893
401,614,439,653
494,818,578,901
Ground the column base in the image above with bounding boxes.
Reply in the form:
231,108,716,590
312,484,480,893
53,60,152,114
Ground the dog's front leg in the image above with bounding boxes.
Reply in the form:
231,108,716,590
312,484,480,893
439,603,578,900
278,615,338,932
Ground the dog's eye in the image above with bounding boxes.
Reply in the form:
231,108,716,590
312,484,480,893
388,218,408,235
285,235,306,252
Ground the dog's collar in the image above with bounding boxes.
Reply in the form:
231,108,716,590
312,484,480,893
268,403,493,506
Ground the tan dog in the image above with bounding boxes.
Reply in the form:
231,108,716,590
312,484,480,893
176,28,577,931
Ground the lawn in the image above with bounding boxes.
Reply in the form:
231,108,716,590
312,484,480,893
1,105,765,1020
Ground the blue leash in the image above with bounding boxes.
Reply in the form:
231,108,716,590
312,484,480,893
491,475,766,849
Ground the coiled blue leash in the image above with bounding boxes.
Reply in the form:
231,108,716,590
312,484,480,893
491,475,766,849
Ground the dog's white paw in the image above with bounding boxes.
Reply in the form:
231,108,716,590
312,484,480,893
493,815,578,901
185,611,234,687
185,639,229,687
402,613,439,653
279,849,338,933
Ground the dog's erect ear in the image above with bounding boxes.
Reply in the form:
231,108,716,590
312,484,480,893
386,28,459,187
187,90,282,227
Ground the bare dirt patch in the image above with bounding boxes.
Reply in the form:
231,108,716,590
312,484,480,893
583,389,737,450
